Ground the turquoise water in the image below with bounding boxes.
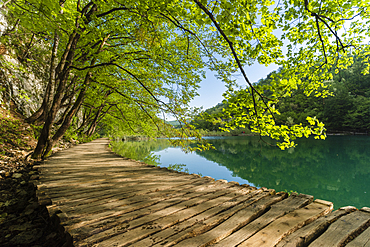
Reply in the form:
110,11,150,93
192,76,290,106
112,135,370,209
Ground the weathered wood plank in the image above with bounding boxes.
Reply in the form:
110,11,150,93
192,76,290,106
135,187,262,247
130,187,257,247
94,188,250,246
276,206,357,247
37,174,198,198
308,209,370,247
70,182,235,241
67,191,190,235
59,181,207,216
76,183,237,246
37,171,187,188
38,172,201,193
346,224,370,247
65,181,221,230
38,168,184,181
213,193,314,247
48,180,195,206
237,199,333,247
57,181,209,227
151,189,274,247
173,192,286,247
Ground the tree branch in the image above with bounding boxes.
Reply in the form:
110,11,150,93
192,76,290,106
110,104,138,133
96,7,129,18
315,16,327,64
193,0,264,131
0,0,12,9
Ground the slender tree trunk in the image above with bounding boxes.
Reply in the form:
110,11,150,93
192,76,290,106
40,33,110,158
32,2,100,159
32,32,81,159
20,33,35,62
77,107,92,134
86,104,104,136
55,102,72,125
26,32,59,124
85,89,112,136
43,72,91,158
87,106,111,137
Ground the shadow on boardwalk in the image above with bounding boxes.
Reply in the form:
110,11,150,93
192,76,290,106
35,138,370,247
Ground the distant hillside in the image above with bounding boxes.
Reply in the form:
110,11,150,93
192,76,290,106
166,120,181,126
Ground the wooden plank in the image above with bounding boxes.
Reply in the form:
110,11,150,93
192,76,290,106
71,182,236,243
76,184,236,246
65,181,222,231
49,180,195,206
38,171,188,188
38,184,117,197
129,187,260,247
38,168,184,181
309,209,370,247
173,192,286,247
94,188,249,246
38,165,161,174
38,175,197,197
66,191,190,235
276,206,357,247
130,187,257,247
346,225,370,247
60,181,207,216
151,189,274,247
57,181,209,225
237,199,333,247
40,174,201,197
214,193,314,247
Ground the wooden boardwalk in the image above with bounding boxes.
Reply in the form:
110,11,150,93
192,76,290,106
35,138,370,247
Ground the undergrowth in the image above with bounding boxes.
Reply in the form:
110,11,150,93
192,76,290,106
0,106,36,156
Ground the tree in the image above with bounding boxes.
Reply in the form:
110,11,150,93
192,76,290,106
2,0,370,157
3,0,208,158
187,0,370,149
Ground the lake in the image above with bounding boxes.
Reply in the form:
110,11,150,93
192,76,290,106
111,135,370,210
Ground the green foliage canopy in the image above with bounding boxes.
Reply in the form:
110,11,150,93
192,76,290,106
185,0,370,149
2,0,370,153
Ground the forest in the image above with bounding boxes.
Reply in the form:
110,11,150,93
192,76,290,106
1,0,370,157
192,55,370,134
2,1,370,245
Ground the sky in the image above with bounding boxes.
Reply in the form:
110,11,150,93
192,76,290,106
189,62,279,110
163,62,279,121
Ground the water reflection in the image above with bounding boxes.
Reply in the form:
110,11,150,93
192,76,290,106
112,136,370,209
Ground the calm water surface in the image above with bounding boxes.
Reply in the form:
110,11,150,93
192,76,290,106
112,136,370,209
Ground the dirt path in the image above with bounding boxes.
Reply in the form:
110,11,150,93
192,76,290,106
35,138,370,247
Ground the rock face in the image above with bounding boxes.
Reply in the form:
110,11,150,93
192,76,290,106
0,49,45,117
0,9,45,117
0,9,7,36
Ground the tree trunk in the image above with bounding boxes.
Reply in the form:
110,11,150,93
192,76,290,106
42,72,91,158
86,104,104,136
26,32,59,124
20,33,35,62
76,107,93,134
87,106,111,137
55,103,72,125
31,2,100,159
32,32,81,159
